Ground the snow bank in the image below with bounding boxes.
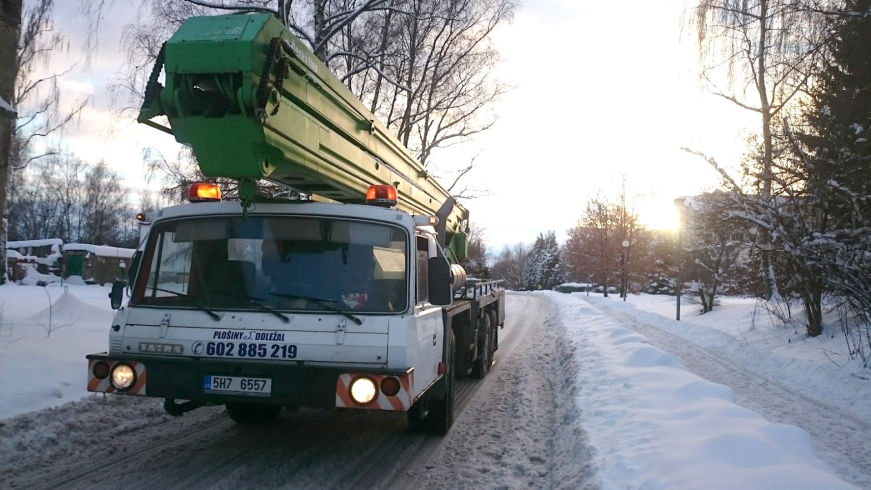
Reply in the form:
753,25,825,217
542,291,854,489
0,284,112,418
588,293,871,424
17,264,62,286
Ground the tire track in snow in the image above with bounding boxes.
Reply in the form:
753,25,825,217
393,293,596,489
2,294,596,489
587,299,871,489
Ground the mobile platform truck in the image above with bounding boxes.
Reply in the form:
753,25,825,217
86,12,504,434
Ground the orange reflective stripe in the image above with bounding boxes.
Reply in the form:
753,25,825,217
130,367,147,395
335,375,355,408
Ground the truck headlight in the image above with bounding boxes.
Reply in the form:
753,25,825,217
349,376,377,405
111,363,136,390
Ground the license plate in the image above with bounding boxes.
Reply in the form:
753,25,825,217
203,375,272,397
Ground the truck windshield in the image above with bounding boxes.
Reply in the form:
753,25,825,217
132,216,408,313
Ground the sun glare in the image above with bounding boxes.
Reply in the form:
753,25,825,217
639,200,680,231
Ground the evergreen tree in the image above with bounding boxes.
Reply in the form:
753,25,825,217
798,1,871,342
803,2,871,219
522,231,561,290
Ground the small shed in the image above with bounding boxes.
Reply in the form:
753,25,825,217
7,238,63,275
62,244,136,285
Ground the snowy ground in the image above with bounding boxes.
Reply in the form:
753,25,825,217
550,291,868,489
0,283,111,417
0,285,868,488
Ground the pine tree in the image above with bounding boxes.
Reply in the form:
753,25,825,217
522,231,561,290
803,1,871,229
799,1,871,339
539,232,563,289
522,234,545,290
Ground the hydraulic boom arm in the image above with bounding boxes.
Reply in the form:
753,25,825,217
138,13,468,258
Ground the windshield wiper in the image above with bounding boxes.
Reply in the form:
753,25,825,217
149,287,220,321
202,290,290,323
268,292,362,325
240,295,291,323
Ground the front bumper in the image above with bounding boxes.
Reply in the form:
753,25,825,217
86,353,414,411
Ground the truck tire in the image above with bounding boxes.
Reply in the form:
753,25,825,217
471,312,492,379
408,331,455,435
226,403,282,424
489,309,499,353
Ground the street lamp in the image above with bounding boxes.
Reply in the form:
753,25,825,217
621,240,629,301
674,198,688,321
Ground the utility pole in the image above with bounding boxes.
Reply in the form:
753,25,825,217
676,225,681,321
621,239,629,301
674,198,687,321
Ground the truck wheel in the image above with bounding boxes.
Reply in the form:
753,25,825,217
226,403,282,424
406,399,427,432
407,331,455,435
489,309,499,354
471,313,492,379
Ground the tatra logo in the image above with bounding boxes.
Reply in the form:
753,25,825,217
212,330,286,342
139,342,184,354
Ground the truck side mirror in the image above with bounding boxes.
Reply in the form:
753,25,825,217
109,281,126,310
428,257,452,306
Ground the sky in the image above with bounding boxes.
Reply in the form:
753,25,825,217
40,0,759,253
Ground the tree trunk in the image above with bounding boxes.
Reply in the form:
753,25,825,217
312,0,327,61
755,0,779,302
369,2,394,115
399,9,420,148
0,0,23,284
802,267,824,337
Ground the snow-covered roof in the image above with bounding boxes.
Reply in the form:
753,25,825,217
63,243,135,259
8,238,63,249
558,282,592,288
6,249,25,259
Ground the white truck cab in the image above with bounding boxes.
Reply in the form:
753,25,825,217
89,188,503,434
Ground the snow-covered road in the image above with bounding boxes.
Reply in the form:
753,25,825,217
0,293,595,489
1,289,865,489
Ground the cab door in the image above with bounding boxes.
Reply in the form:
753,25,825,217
413,235,443,390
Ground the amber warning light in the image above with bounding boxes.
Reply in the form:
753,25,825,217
188,182,221,202
365,185,397,207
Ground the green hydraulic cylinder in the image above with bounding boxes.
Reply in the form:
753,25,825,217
138,13,468,260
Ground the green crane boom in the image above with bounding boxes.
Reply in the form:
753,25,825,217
138,13,468,259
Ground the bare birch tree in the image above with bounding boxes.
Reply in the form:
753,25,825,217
341,0,513,166
0,0,22,284
688,0,830,300
680,191,745,313
1,0,89,283
489,242,529,290
115,0,513,200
